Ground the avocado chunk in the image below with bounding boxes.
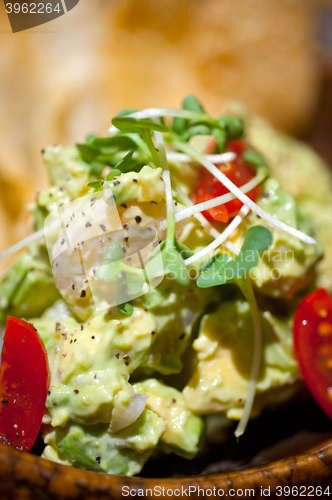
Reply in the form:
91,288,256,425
238,177,322,299
183,300,298,418
134,379,204,458
42,409,165,476
40,309,157,427
0,244,60,323
248,115,332,291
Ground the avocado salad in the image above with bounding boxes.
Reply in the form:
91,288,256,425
0,96,332,476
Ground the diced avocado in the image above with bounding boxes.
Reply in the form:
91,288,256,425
0,245,60,323
41,309,157,427
108,166,165,205
135,278,215,375
42,409,165,476
134,379,204,458
237,178,322,299
183,300,298,417
248,115,332,291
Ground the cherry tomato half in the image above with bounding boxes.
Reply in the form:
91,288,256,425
192,140,260,223
0,317,50,451
293,288,332,420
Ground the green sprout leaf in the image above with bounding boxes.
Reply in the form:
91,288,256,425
243,150,266,169
90,135,139,151
105,169,121,181
217,115,245,140
212,127,227,152
111,150,143,174
117,301,134,316
76,143,99,163
90,161,105,176
87,180,103,189
183,124,212,140
182,95,206,113
197,226,273,288
196,254,233,288
112,117,169,134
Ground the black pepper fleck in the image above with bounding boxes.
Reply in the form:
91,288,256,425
72,284,75,290
123,355,131,360
2,399,8,405
172,398,177,403
60,239,65,246
96,456,101,464
47,391,51,396
151,331,156,335
123,237,129,243
122,224,128,229
80,290,86,298
81,324,84,331
91,336,95,340
121,204,127,209
74,390,79,394
135,216,142,224
85,222,92,228
115,352,120,359
100,224,106,232
133,178,138,183
179,333,185,340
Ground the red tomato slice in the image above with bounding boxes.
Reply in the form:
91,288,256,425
293,288,332,420
0,317,50,451
192,140,260,223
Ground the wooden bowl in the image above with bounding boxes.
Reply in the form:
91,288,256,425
0,431,332,499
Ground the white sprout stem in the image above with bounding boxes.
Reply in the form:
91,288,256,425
108,108,212,136
173,170,266,225
0,227,45,262
234,278,262,438
173,139,317,246
184,205,250,266
154,130,175,249
173,182,240,257
166,152,236,164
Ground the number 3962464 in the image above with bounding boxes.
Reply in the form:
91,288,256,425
5,3,61,14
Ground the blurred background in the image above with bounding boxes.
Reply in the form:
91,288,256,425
1,0,332,255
